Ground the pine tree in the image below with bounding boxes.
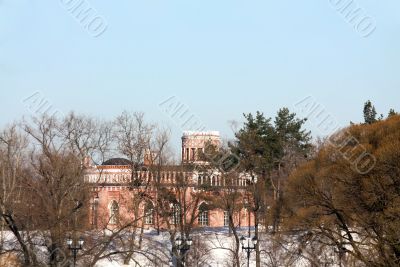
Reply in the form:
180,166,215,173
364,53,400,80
363,100,377,124
232,111,278,174
274,107,312,156
388,108,397,118
271,108,311,232
231,108,312,266
231,111,277,267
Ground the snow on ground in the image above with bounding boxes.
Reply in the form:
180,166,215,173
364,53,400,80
93,228,251,267
1,228,336,266
94,227,283,267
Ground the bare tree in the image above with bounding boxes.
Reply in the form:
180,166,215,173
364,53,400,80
0,124,31,266
113,111,155,264
21,115,90,267
147,126,174,235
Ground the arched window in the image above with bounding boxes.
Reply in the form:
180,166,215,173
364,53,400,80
198,202,209,226
171,203,181,225
109,200,119,225
144,201,154,225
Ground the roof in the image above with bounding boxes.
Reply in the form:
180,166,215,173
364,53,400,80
101,158,133,166
182,131,220,137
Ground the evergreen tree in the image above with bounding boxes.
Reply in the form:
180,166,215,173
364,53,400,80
271,108,311,232
232,111,278,174
231,108,312,265
363,100,377,124
274,107,312,157
231,111,279,267
388,108,397,118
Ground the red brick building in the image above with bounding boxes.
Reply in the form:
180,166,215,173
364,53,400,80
84,131,254,230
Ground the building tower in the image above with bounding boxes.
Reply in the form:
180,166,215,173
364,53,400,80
181,131,220,164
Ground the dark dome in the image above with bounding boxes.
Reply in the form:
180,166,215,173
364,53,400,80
102,158,132,166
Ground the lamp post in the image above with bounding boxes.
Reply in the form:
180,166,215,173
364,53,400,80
173,236,193,267
240,236,257,267
66,237,84,267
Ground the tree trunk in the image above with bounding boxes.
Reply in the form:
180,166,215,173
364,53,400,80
255,213,261,267
2,214,31,266
229,212,240,267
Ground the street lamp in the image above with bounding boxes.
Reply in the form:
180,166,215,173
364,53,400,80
240,235,257,267
173,236,193,267
66,236,84,267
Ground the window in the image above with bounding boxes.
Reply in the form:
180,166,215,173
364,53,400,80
191,148,196,161
144,201,154,225
197,148,203,160
91,195,99,228
242,207,248,225
171,204,180,225
199,210,208,226
224,211,229,227
198,203,209,226
109,200,119,225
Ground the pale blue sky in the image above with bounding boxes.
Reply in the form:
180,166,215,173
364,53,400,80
1,0,399,151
